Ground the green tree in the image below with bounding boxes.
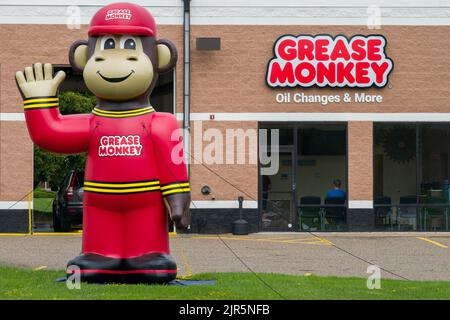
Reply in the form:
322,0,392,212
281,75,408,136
33,91,96,189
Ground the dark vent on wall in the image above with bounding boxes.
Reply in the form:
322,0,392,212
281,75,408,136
196,37,221,51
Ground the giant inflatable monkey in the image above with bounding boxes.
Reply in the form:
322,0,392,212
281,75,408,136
15,2,191,283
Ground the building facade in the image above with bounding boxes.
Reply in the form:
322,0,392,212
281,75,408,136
1,1,450,233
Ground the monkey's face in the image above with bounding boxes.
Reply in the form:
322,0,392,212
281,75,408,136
69,35,177,102
83,35,153,100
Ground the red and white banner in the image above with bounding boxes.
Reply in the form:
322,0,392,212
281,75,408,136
266,34,393,88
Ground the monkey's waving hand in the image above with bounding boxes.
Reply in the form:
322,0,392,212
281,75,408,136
15,62,90,154
15,63,66,99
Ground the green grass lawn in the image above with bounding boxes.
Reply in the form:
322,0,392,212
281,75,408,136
33,198,54,214
33,188,56,199
33,188,56,215
0,265,449,300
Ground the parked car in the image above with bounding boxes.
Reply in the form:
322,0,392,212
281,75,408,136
52,170,84,232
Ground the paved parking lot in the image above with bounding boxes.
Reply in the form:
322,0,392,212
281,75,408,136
0,232,448,281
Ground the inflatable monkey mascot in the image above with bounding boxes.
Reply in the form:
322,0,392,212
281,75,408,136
15,2,191,283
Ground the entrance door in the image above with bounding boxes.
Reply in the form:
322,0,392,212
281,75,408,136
259,123,348,232
296,124,347,231
261,149,296,231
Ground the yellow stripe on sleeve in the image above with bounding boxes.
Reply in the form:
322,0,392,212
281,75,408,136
160,182,190,191
161,188,191,196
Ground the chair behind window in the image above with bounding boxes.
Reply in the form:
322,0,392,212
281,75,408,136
298,196,322,230
323,197,346,229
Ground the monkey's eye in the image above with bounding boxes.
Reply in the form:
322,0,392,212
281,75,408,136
120,36,137,50
101,37,116,50
124,39,136,50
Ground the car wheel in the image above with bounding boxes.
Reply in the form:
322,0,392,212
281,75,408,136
60,216,71,232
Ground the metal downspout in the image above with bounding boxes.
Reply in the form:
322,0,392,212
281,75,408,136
183,0,191,175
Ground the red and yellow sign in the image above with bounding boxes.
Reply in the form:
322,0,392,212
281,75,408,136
266,34,393,88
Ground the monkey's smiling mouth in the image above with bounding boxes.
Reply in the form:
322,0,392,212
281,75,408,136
97,70,135,83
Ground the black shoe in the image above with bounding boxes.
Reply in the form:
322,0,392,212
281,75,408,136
122,253,177,284
66,253,122,283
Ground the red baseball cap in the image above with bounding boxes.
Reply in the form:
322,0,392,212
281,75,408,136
88,2,156,37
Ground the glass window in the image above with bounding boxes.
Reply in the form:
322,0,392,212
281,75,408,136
150,71,174,113
374,124,417,203
420,124,450,201
259,123,347,232
261,151,294,230
264,127,294,147
374,123,450,231
374,124,418,231
420,124,450,231
297,124,347,231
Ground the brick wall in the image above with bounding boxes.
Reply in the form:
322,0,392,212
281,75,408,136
189,120,258,201
348,122,373,201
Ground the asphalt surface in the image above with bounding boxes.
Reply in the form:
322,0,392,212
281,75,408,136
0,232,449,281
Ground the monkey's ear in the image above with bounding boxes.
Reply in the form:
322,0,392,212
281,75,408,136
69,40,89,74
157,39,178,74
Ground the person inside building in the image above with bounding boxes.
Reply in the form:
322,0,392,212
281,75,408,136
326,179,346,199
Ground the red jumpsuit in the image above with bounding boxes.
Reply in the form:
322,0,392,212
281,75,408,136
23,98,188,260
